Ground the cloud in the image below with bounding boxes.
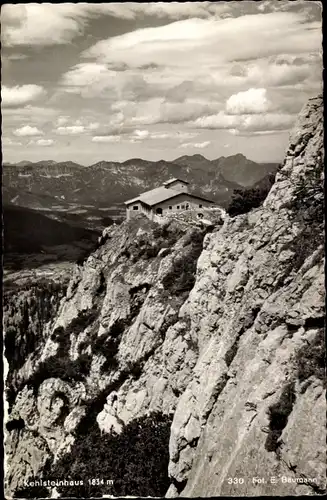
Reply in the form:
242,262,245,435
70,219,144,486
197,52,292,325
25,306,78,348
98,2,232,21
2,105,58,120
1,84,45,108
244,58,316,87
229,129,286,137
129,98,223,126
92,135,121,143
5,53,29,61
53,2,321,140
56,116,70,126
60,63,114,93
226,88,270,114
88,122,100,131
180,141,211,149
55,7,320,131
2,4,88,46
38,139,54,146
150,131,197,140
59,63,162,103
127,129,199,142
2,137,23,146
13,125,44,137
131,129,149,140
54,120,102,135
34,139,55,146
83,12,321,70
147,132,170,140
1,3,232,47
55,125,85,135
191,110,296,133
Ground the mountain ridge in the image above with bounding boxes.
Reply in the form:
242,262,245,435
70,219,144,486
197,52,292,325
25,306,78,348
3,153,279,211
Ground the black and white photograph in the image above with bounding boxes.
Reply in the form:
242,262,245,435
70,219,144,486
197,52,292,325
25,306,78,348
2,1,325,498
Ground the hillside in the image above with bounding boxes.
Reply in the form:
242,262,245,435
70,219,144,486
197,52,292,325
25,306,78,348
210,153,280,187
3,205,100,269
4,95,325,498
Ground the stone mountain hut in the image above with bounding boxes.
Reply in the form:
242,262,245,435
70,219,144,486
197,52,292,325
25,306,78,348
124,178,216,221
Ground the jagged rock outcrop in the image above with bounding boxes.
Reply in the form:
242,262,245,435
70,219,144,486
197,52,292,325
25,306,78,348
4,95,325,498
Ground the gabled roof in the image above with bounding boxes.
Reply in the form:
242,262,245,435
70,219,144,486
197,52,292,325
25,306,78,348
163,178,189,186
125,187,178,206
124,186,215,207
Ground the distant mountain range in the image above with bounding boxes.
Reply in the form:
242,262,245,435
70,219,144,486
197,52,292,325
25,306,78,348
3,154,280,210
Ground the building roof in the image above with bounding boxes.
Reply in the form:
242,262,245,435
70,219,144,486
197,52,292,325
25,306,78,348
124,186,215,207
163,178,189,186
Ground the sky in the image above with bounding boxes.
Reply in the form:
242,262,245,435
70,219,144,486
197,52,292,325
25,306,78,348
1,1,322,165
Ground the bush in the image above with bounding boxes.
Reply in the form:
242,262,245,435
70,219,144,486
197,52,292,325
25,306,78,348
162,232,205,299
295,329,325,384
27,354,92,396
127,224,185,262
227,172,277,217
265,383,296,453
48,413,172,497
93,334,120,374
227,185,272,217
285,224,324,273
280,162,324,274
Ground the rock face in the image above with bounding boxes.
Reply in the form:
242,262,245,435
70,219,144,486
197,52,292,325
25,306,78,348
167,95,325,497
4,95,325,498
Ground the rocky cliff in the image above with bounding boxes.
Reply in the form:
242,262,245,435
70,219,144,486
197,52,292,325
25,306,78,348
4,95,325,498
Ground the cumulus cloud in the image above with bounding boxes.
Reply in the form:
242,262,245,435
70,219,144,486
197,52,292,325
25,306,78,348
128,98,222,127
92,135,121,143
244,59,315,87
60,63,114,93
54,120,102,135
88,122,100,131
131,129,149,140
191,110,296,134
35,139,54,146
59,63,162,103
13,125,44,137
127,129,199,142
226,88,270,114
55,125,85,135
180,141,211,149
1,84,45,108
56,116,70,126
2,4,88,46
149,131,195,140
